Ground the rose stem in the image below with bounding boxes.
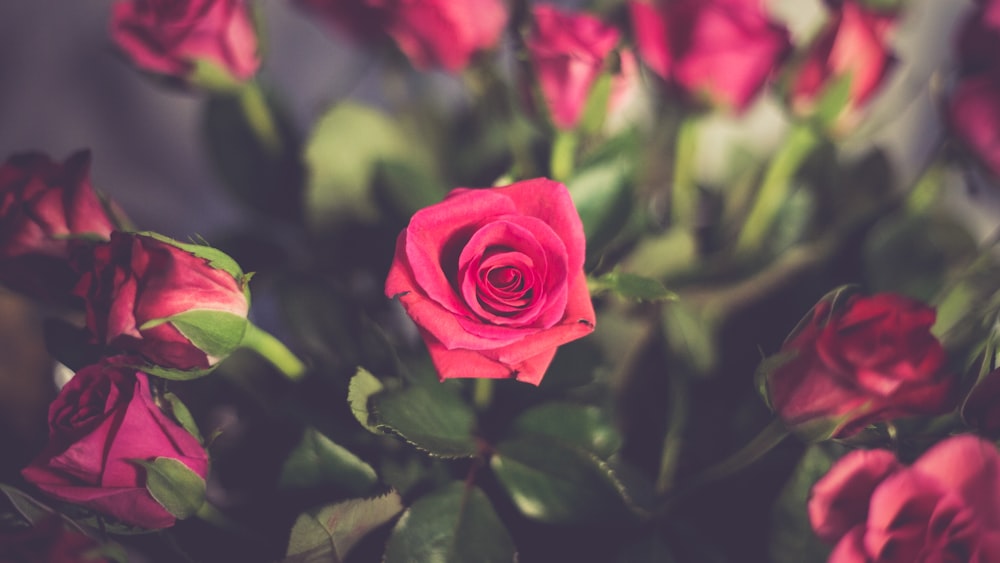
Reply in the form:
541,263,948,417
238,81,282,156
239,323,306,382
473,378,495,411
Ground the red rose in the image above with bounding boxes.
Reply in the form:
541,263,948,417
809,435,1000,561
73,231,250,376
385,178,595,385
527,4,621,130
0,516,110,563
789,1,896,128
110,0,260,82
628,0,791,113
21,362,208,530
761,292,955,440
295,0,507,72
0,150,117,302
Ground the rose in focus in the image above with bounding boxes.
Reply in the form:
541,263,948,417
527,4,622,130
21,361,208,530
629,0,791,113
385,178,595,385
295,0,507,72
761,291,954,440
809,435,1000,561
789,0,896,131
72,231,251,376
111,0,260,83
0,150,117,302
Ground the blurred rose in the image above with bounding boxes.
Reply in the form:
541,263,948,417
0,150,117,302
809,435,1000,561
73,232,250,375
527,4,621,130
22,362,208,529
762,292,955,440
789,0,896,128
386,178,595,385
628,0,791,112
111,0,260,82
295,0,507,72
0,516,110,562
961,366,1000,437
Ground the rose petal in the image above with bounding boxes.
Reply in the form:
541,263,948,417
809,448,902,543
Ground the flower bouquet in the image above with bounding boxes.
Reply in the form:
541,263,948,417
2,0,1000,561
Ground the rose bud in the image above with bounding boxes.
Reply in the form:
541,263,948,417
21,361,209,530
0,515,112,562
527,4,622,130
629,0,791,113
110,0,260,85
72,231,251,378
295,0,507,72
809,435,1000,561
0,150,119,303
759,291,955,441
386,178,596,385
788,0,897,133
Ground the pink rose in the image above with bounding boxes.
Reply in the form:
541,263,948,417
629,0,791,112
110,0,260,82
0,516,110,563
21,362,209,530
527,4,621,130
72,231,251,375
385,178,595,385
761,292,955,439
0,150,117,302
809,435,1000,561
295,0,507,72
790,1,896,126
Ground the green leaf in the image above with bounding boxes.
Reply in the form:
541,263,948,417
371,384,479,458
284,492,404,563
769,445,837,563
568,156,634,252
616,535,678,563
662,300,718,375
135,457,206,520
383,482,516,563
348,367,385,434
490,435,651,524
278,427,377,495
508,403,622,459
589,271,678,302
160,391,204,444
373,160,447,220
142,309,249,365
303,102,414,228
0,484,56,526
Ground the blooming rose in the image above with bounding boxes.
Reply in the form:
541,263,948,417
789,0,896,129
21,362,209,529
295,0,507,72
0,516,111,562
629,0,791,112
72,231,251,376
809,435,1000,561
527,5,622,130
110,0,260,82
0,150,117,302
385,178,595,385
761,292,955,440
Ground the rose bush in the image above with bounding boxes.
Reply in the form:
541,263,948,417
809,435,1000,561
0,150,117,302
527,4,622,130
385,178,595,385
72,231,251,376
110,0,260,82
629,0,791,112
761,292,955,440
21,361,208,530
295,0,507,72
789,0,896,129
0,516,110,562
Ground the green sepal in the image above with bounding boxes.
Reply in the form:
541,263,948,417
133,231,251,295
188,58,248,94
284,492,404,563
159,391,204,444
278,427,377,496
383,482,516,563
133,457,207,520
140,309,249,365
